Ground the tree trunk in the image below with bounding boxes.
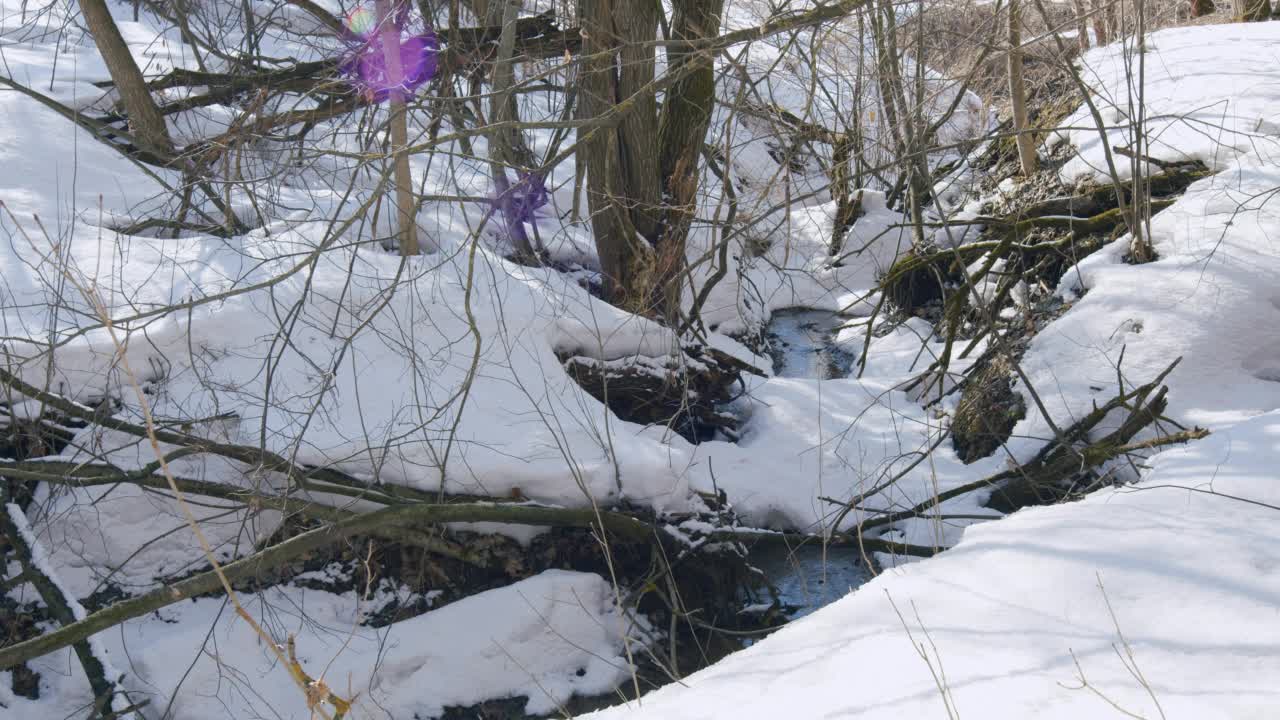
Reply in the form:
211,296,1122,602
829,136,863,255
653,0,726,323
1092,0,1110,44
1007,0,1038,175
614,0,663,241
575,0,657,310
376,0,420,254
488,0,536,258
78,0,174,156
1073,0,1091,50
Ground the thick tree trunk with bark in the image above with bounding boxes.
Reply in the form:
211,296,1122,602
654,0,727,323
614,0,663,240
575,0,657,310
1073,0,1091,50
78,0,173,156
1092,0,1110,44
829,136,863,256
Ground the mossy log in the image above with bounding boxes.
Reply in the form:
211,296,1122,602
1018,165,1208,219
880,250,964,315
879,166,1199,316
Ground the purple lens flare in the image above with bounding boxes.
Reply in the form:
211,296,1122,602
501,172,550,226
341,5,438,103
495,172,550,225
492,171,551,249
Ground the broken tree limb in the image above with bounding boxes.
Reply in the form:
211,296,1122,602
0,365,464,507
0,453,936,672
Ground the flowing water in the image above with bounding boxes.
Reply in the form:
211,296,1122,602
749,543,872,618
746,308,871,617
765,308,857,379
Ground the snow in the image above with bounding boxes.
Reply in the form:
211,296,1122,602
1055,23,1280,183
586,412,1280,719
5,0,1279,716
3,569,646,719
0,0,989,562
581,21,1280,719
5,503,139,719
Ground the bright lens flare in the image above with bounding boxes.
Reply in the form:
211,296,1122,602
344,6,376,37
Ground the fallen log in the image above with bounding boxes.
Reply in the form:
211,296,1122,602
1016,164,1208,218
0,365,473,507
880,165,1209,315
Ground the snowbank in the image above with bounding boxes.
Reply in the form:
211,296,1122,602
1055,23,1280,182
586,412,1280,719
3,570,646,719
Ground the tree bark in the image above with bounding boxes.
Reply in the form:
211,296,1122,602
1007,0,1038,175
488,0,537,258
614,0,663,241
653,0,726,323
575,0,656,309
1189,0,1215,16
1092,0,1109,44
1073,0,1091,50
78,0,173,156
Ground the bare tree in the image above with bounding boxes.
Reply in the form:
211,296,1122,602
1073,0,1091,50
1242,0,1271,20
575,0,663,312
1007,0,1037,175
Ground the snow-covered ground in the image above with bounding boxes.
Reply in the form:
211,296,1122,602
0,0,980,715
2,568,647,719
584,22,1280,719
4,0,1277,715
588,414,1280,718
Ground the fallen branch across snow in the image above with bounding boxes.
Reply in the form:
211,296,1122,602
826,357,1209,536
